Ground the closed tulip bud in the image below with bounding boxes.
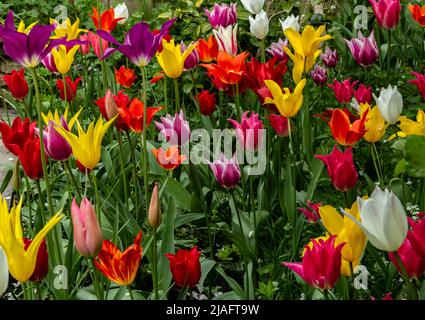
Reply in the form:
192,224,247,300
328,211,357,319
3,69,29,100
0,247,8,297
23,238,48,282
374,85,403,124
114,3,129,25
249,10,269,40
228,111,264,150
209,153,241,189
181,41,199,70
315,145,358,192
204,3,237,29
71,197,103,257
165,247,201,288
104,89,119,120
345,31,379,67
40,120,72,161
344,187,408,252
369,0,401,30
279,14,300,32
241,0,264,15
155,110,191,146
310,65,328,86
148,183,162,228
267,114,290,137
196,90,216,116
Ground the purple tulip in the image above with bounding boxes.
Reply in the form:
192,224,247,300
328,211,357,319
266,38,288,62
204,3,237,29
41,52,58,73
345,31,379,67
36,118,72,161
97,19,176,67
155,110,191,146
320,47,338,68
209,153,241,189
228,111,264,151
310,65,328,86
181,41,199,70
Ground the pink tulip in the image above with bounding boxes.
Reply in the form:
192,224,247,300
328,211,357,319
310,65,328,86
79,34,91,55
209,153,241,189
409,70,425,101
298,201,321,223
389,236,425,280
228,111,264,150
407,214,425,260
369,0,401,30
71,197,103,257
345,31,379,67
320,47,338,68
266,113,290,137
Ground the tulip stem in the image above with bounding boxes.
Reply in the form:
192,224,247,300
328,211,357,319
164,76,168,114
62,74,68,112
174,78,181,113
370,143,383,183
126,131,140,213
393,251,418,300
260,39,265,63
127,285,135,300
89,258,103,300
235,83,241,120
90,170,101,227
152,227,158,300
64,160,82,202
387,30,392,74
117,130,129,206
141,67,150,221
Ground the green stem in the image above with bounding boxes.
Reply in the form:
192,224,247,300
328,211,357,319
371,143,383,183
174,78,180,113
394,251,419,300
64,160,82,201
62,73,68,111
152,227,158,300
235,83,241,120
387,29,392,74
127,285,135,300
260,39,265,63
117,130,129,206
89,258,103,300
126,131,140,212
163,76,168,114
141,67,150,221
90,170,101,227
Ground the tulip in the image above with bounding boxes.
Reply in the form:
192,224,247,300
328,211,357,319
10,137,45,180
115,65,136,88
97,19,176,67
91,7,123,32
54,116,116,170
264,78,307,118
0,247,8,297
407,215,425,260
95,90,130,131
22,238,48,282
369,0,401,30
0,117,36,156
209,153,241,188
409,4,425,26
353,83,373,104
180,41,199,70
0,11,37,35
266,38,288,62
0,196,63,283
310,64,327,85
324,108,368,146
213,24,238,57
249,10,269,40
345,30,379,67
267,114,290,137
360,103,387,143
228,111,264,150
392,110,425,138
118,98,162,134
87,31,109,59
71,198,103,257
151,146,187,171
389,237,425,280
282,236,344,290
240,0,264,15
327,79,357,104
56,77,81,102
196,90,216,116
319,202,367,276
204,3,237,29
79,34,91,55
156,39,196,79
148,183,162,228
94,232,143,286
3,69,28,100
374,85,403,124
201,51,249,89
320,47,338,68
297,200,321,223
315,145,358,192
344,187,408,252
165,247,202,288
155,111,191,146
50,17,86,41
409,70,425,101
41,52,58,73
279,14,300,32
196,35,219,63
114,3,129,25
51,44,80,75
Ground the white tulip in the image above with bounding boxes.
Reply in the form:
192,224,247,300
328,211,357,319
114,3,129,25
343,187,408,252
374,85,403,124
240,0,264,15
279,14,300,32
249,10,269,40
213,24,238,56
0,247,8,298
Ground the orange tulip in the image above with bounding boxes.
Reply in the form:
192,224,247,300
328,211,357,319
151,146,186,170
91,7,123,32
118,98,162,133
409,4,425,26
115,66,136,88
326,108,368,146
94,231,143,286
197,35,219,63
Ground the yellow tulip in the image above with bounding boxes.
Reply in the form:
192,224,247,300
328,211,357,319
42,107,82,129
51,44,80,75
283,49,305,84
50,18,87,40
360,103,388,143
17,20,38,34
264,78,307,118
319,202,367,276
55,116,116,170
156,39,196,79
390,110,425,139
0,196,63,283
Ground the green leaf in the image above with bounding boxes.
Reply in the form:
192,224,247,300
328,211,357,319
164,178,191,211
215,266,244,299
198,259,216,292
404,135,425,177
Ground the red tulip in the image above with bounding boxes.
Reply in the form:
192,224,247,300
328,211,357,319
298,201,321,223
369,0,401,30
165,247,201,288
328,79,357,104
409,4,425,26
196,90,216,116
389,236,425,280
3,69,28,100
282,236,344,290
118,98,162,134
0,117,36,156
353,83,373,104
10,137,45,180
407,215,425,260
115,65,136,88
95,90,130,130
267,114,290,137
409,70,425,101
315,145,358,192
56,77,81,102
23,238,48,282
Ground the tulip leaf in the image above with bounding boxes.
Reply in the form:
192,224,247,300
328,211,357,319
215,266,244,299
164,178,192,211
404,135,425,177
198,259,216,292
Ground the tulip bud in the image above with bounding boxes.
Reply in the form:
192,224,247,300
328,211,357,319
0,246,8,297
105,89,119,120
374,85,403,124
148,182,162,229
345,31,379,67
165,247,201,288
370,0,401,30
310,65,328,86
196,90,216,116
267,114,290,137
23,238,48,282
71,197,103,257
320,47,338,68
249,10,269,40
3,69,29,100
209,153,241,189
241,0,264,15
